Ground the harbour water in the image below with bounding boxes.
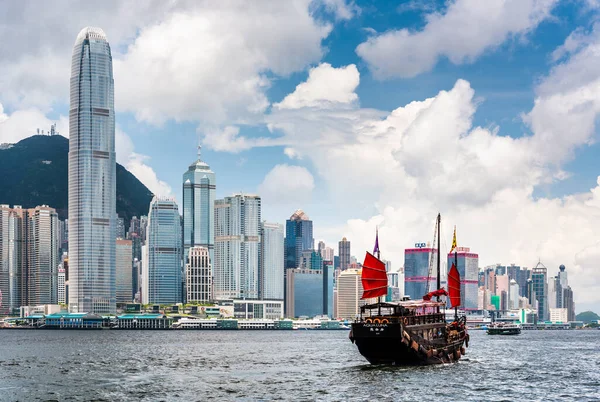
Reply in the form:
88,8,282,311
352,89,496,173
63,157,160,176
1,330,599,401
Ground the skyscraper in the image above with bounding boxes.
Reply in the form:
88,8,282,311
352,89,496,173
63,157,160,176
404,246,437,300
531,262,548,321
214,194,261,300
186,246,212,303
142,197,182,305
68,27,116,314
284,210,313,269
116,216,125,239
260,222,284,300
115,239,132,303
338,237,351,271
183,146,216,264
447,248,479,310
0,205,59,314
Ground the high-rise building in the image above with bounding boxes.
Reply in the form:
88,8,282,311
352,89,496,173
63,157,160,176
260,222,284,300
68,27,116,314
285,268,327,318
531,262,548,321
284,210,313,269
509,279,519,310
139,215,148,243
116,239,133,303
116,216,125,239
495,274,509,310
447,248,479,310
214,194,261,300
516,268,530,297
320,246,334,263
404,247,437,300
183,146,216,264
58,267,66,304
127,216,140,239
338,237,351,271
142,197,182,305
335,268,372,320
186,246,212,303
0,205,60,314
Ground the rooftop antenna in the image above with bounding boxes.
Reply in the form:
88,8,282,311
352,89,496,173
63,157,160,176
197,144,202,161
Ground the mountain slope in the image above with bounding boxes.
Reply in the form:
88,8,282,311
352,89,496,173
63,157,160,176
0,135,153,226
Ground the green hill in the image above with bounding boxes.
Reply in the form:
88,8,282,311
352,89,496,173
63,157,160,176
0,135,153,226
575,311,600,323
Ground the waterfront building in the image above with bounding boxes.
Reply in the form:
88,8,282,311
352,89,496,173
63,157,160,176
116,314,173,329
116,239,133,303
260,222,284,300
285,268,325,318
404,247,437,301
284,210,313,270
0,205,60,314
531,262,548,321
447,248,479,310
143,197,182,305
339,237,351,271
549,308,568,323
232,299,284,320
58,267,66,304
335,268,373,320
214,194,261,300
182,146,216,264
68,27,116,314
186,246,212,303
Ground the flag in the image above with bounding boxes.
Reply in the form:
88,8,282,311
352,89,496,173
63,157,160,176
450,226,457,253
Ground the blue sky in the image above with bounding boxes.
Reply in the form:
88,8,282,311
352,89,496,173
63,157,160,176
2,0,600,312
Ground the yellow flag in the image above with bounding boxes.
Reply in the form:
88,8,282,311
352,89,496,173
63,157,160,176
450,226,457,253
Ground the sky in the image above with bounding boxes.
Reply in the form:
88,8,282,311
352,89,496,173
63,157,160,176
1,0,600,313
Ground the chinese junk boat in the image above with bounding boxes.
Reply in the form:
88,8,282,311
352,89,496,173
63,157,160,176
349,215,470,365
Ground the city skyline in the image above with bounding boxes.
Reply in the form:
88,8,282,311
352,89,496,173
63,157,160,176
1,2,600,312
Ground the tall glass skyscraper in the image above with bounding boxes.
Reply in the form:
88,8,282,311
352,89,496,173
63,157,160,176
260,221,284,300
183,146,216,264
404,247,437,300
68,27,116,314
142,197,182,305
214,194,261,300
284,210,313,269
338,237,351,270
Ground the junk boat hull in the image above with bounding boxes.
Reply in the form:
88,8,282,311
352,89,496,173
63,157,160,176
349,302,469,366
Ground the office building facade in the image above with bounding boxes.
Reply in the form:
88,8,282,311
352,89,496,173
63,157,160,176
116,239,132,303
404,247,437,301
186,246,212,303
68,27,116,314
339,237,351,271
183,146,216,264
260,222,284,300
284,210,313,269
143,197,182,305
214,194,261,300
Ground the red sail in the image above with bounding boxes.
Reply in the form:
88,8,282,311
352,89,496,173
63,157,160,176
423,288,448,301
361,252,388,299
448,262,461,308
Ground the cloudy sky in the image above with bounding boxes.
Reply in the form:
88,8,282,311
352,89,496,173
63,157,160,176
1,0,600,312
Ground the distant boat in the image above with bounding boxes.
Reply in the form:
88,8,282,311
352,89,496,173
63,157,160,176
349,215,470,365
487,322,521,335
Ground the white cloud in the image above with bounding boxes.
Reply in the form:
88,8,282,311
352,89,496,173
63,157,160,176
125,153,172,197
315,0,360,20
114,2,333,125
356,0,558,79
275,63,359,109
258,164,315,205
217,34,600,310
0,104,68,143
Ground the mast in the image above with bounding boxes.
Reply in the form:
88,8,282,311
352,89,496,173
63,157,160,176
436,213,441,296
